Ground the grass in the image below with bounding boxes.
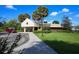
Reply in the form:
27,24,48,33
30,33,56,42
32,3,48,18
35,32,79,54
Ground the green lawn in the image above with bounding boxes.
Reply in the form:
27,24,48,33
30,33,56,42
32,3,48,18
35,32,79,54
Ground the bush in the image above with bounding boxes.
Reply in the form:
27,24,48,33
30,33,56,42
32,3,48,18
0,29,3,32
33,30,42,33
33,29,52,33
0,27,4,32
44,30,52,33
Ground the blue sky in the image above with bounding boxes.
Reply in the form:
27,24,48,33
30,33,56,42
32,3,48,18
0,5,79,25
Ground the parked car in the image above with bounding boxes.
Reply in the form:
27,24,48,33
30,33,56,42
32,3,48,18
5,27,16,33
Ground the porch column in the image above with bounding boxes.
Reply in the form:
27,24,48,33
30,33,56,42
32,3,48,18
32,27,34,32
24,27,26,32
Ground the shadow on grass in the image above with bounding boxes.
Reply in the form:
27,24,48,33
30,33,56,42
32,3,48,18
20,41,57,54
43,40,79,54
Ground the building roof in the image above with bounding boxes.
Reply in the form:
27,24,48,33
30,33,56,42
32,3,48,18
50,24,62,28
43,23,50,27
21,18,38,27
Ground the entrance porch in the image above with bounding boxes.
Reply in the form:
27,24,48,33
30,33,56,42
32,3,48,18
23,27,38,32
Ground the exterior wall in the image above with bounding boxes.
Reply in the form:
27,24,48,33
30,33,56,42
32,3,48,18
21,18,38,28
21,18,39,32
50,27,63,32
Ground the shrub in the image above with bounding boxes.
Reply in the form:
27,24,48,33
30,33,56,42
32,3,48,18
0,27,4,32
34,28,52,33
44,29,52,33
33,30,42,33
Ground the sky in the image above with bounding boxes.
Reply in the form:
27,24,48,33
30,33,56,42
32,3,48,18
0,5,79,26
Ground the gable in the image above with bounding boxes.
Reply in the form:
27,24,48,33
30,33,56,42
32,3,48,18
21,18,38,27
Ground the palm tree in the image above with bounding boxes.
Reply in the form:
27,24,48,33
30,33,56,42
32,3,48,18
32,6,48,36
32,12,41,23
18,13,30,23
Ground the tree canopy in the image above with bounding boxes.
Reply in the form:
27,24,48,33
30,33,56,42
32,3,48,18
32,6,48,23
52,20,59,24
62,16,72,30
32,6,48,36
18,13,30,22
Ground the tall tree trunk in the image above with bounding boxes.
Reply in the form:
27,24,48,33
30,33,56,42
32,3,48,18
41,18,44,36
20,22,22,32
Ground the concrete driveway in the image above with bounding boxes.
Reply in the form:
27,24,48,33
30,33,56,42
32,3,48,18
13,32,57,54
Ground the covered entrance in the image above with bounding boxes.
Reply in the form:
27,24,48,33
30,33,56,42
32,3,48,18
23,27,38,32
21,18,39,32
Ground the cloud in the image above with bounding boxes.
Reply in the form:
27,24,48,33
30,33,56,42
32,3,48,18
5,5,17,10
62,8,69,12
69,12,73,14
50,8,70,16
50,12,58,16
69,17,72,20
75,14,79,17
48,21,52,24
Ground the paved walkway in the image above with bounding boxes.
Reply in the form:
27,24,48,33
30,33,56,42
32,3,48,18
13,32,57,54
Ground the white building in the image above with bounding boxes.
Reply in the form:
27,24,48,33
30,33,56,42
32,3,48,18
21,18,63,32
21,18,39,32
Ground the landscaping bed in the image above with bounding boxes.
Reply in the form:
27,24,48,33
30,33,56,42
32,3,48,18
0,33,29,54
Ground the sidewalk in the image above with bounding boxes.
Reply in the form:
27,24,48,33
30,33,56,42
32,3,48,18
13,32,57,54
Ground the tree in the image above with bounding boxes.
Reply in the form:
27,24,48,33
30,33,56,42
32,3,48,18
32,6,48,36
0,22,4,32
18,13,30,23
62,16,72,31
76,25,79,29
5,20,17,28
0,17,7,27
52,20,59,24
18,13,30,31
0,22,3,27
44,21,47,23
0,17,7,32
75,25,79,32
32,13,41,23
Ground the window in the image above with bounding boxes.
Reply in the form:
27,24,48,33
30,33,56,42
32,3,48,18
26,22,28,24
